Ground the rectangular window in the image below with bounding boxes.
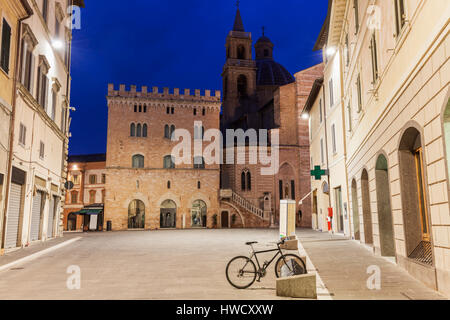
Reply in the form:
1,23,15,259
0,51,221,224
61,104,66,133
329,79,334,107
19,123,26,146
42,0,49,24
51,89,57,121
21,40,35,93
290,180,295,200
331,124,337,154
55,14,60,37
89,191,96,204
370,34,379,84
1,19,11,73
345,34,350,67
39,141,45,159
279,180,283,200
102,174,106,184
319,99,323,123
89,175,97,185
354,0,359,34
357,74,362,112
71,191,78,204
72,174,80,185
36,60,49,109
347,104,352,132
320,138,324,164
394,0,406,37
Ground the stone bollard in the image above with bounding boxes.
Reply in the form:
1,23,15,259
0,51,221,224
276,274,317,299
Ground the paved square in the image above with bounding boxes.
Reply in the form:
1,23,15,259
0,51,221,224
0,229,446,300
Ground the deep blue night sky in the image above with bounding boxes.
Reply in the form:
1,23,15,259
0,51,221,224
69,0,328,155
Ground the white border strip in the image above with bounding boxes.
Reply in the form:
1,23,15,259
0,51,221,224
0,237,81,273
297,238,333,300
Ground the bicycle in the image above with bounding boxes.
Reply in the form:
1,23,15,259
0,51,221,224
225,239,307,289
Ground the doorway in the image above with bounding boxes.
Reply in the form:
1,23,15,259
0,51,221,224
160,200,177,228
375,154,395,257
334,187,344,232
221,211,229,228
361,170,373,244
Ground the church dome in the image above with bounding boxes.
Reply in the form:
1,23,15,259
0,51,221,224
256,59,295,86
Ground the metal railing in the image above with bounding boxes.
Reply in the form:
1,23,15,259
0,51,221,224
231,191,264,219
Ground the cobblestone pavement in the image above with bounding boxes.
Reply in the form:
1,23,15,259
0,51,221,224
297,228,447,300
0,228,446,300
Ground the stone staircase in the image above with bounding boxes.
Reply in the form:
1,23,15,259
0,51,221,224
220,189,269,221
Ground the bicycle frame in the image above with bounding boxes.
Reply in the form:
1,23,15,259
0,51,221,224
248,244,284,277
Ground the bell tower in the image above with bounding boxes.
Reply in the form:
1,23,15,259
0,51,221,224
222,4,257,126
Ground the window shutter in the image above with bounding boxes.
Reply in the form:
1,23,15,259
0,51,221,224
1,19,11,73
29,55,35,96
20,40,28,85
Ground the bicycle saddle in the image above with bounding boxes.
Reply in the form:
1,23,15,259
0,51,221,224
245,241,258,245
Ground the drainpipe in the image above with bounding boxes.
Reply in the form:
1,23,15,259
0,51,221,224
1,3,33,252
58,0,75,237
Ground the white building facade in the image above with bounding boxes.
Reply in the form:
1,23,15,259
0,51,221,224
314,0,450,295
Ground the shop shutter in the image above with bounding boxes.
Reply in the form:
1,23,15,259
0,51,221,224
47,196,56,238
30,191,43,241
5,183,22,249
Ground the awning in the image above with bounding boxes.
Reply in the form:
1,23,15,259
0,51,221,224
74,209,103,215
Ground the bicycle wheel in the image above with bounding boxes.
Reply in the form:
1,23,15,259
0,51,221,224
274,254,307,278
226,256,257,289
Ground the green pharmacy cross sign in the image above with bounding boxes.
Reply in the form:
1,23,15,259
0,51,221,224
311,166,329,181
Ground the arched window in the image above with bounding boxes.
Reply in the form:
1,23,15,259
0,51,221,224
164,124,170,138
197,181,201,189
241,170,251,191
130,123,136,137
134,105,137,112
136,124,142,137
167,181,171,189
132,154,144,168
194,156,205,169
143,105,147,113
237,75,247,98
139,105,142,112
142,124,148,137
163,155,175,169
237,45,246,60
128,200,145,229
170,125,176,139
193,108,197,116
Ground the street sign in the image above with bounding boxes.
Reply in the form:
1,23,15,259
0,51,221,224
311,166,329,180
65,181,74,190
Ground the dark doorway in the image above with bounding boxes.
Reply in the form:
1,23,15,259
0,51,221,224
361,169,373,244
221,211,229,228
67,213,77,231
375,154,395,257
351,180,360,240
